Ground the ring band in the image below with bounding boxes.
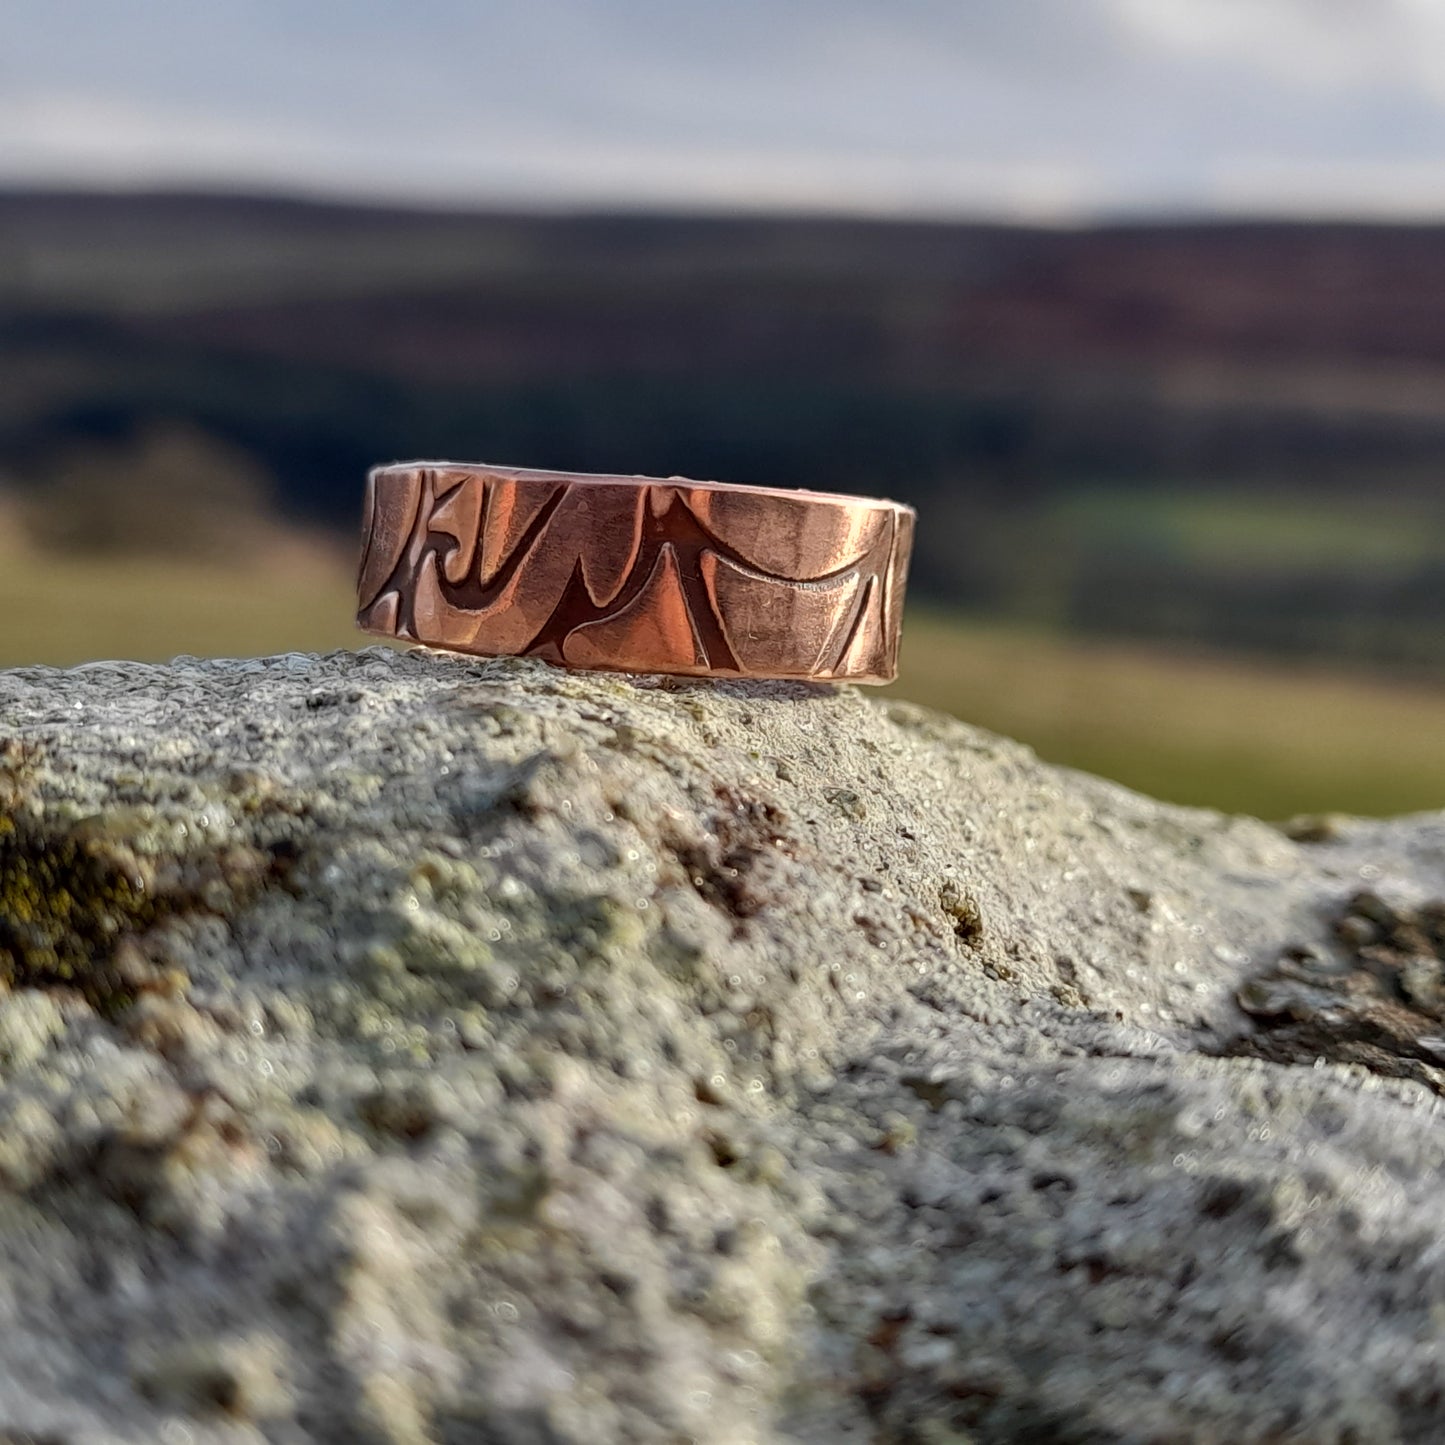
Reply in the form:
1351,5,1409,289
357,462,914,683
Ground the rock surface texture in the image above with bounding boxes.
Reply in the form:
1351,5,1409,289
1,649,1444,1444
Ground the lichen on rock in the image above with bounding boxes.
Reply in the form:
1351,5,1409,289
0,803,290,1015
1227,887,1445,1091
0,647,1441,1443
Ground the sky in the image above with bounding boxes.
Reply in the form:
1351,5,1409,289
7,0,1445,218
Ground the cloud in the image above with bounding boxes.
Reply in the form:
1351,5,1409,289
5,0,1445,216
1103,0,1445,98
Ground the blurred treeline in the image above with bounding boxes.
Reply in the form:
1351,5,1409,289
4,190,1445,672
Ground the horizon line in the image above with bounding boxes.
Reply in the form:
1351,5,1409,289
7,177,1445,232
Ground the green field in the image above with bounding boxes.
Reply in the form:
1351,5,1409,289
892,612,1445,819
3,549,1442,821
0,548,362,664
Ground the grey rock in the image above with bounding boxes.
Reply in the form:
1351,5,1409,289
0,647,1442,1443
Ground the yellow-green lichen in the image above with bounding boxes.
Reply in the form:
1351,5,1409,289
0,812,165,1011
0,810,287,1014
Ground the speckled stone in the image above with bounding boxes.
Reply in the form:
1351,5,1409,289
0,648,1442,1444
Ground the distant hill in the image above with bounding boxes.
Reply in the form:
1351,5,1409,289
4,189,1445,669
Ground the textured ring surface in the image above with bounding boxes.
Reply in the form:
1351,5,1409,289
357,462,914,682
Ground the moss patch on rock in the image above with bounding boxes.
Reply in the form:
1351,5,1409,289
0,808,290,1014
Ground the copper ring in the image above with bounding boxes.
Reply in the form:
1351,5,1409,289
357,462,914,683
